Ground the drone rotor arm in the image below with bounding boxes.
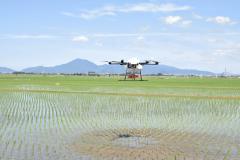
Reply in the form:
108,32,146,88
106,61,128,65
139,61,159,65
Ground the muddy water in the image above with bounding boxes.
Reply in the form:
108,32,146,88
70,128,240,160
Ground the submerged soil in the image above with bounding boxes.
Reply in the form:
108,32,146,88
70,128,240,160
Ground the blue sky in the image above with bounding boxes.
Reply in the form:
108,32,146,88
1,0,240,73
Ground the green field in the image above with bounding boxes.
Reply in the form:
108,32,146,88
0,75,240,160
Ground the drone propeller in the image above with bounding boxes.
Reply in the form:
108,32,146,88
140,60,159,65
104,60,127,65
151,60,159,65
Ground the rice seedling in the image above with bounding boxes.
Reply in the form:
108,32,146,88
0,75,240,159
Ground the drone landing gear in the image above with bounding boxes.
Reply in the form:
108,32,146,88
140,70,143,81
124,69,143,81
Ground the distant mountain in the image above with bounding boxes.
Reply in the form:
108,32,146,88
142,65,214,75
21,58,215,75
0,67,15,73
22,59,98,73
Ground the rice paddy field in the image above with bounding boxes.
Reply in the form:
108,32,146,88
0,74,240,160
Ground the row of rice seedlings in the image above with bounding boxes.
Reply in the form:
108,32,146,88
66,94,240,159
72,95,238,135
95,85,240,97
0,88,240,159
0,92,68,159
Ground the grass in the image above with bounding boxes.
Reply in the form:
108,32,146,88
0,74,240,160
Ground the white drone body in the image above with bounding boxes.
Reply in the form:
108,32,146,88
106,57,159,80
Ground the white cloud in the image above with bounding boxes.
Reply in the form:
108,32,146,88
61,12,77,17
181,20,192,27
214,45,240,56
61,11,115,20
192,13,203,20
118,3,191,12
62,3,191,19
207,38,218,43
92,33,138,37
92,32,183,38
80,10,116,20
207,32,240,36
213,49,229,56
72,36,89,42
207,16,236,25
164,16,182,24
6,34,56,39
163,16,192,27
137,36,145,41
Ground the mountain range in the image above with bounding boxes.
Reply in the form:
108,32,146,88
1,58,215,75
0,67,15,73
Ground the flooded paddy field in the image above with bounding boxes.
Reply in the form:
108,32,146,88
0,75,240,160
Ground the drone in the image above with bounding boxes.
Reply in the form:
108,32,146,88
106,57,159,80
